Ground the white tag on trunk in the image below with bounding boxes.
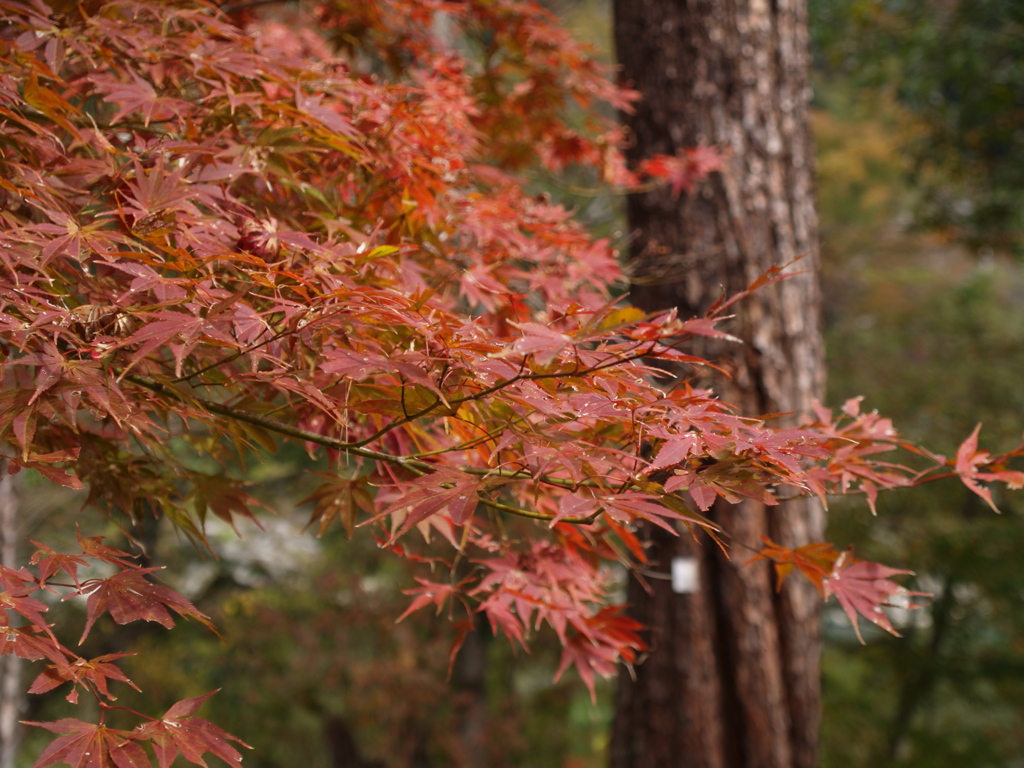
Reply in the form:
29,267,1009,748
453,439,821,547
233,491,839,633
671,557,699,594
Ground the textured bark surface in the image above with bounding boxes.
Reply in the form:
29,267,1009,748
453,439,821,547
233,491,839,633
0,467,21,768
609,2,825,768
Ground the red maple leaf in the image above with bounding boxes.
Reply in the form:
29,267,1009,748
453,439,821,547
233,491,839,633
23,719,147,768
379,468,482,539
29,653,139,703
0,627,75,667
823,554,926,643
30,542,90,587
397,577,471,622
554,607,644,702
132,692,251,768
955,424,1024,512
79,568,214,643
73,532,139,570
1,564,55,642
750,537,840,593
599,492,688,532
638,146,721,198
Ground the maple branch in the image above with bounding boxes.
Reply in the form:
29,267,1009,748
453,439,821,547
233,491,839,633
347,358,534,448
460,465,615,490
170,325,294,385
98,703,155,721
219,0,284,12
124,374,430,470
349,342,659,448
404,426,506,458
532,170,661,198
122,374,599,502
123,371,654,537
476,495,601,525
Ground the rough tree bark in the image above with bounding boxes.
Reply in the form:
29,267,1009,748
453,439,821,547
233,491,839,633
608,3,824,768
0,465,21,768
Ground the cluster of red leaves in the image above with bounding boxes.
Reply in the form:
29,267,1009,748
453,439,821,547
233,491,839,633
2,0,1024,764
637,146,722,199
27,691,248,768
752,537,926,642
2,530,245,767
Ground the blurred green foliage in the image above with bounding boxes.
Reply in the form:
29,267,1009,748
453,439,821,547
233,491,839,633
814,0,1024,253
814,51,1024,768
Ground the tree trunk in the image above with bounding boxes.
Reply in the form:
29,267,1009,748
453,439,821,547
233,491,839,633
609,3,824,768
450,615,490,768
0,464,22,768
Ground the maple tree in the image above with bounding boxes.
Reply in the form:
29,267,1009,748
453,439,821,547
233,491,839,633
1,1,1023,765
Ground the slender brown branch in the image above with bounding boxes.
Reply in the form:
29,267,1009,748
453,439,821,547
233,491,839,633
120,332,718,522
476,495,600,525
219,0,283,13
404,426,506,459
350,341,659,448
124,373,428,470
171,325,294,384
122,374,598,507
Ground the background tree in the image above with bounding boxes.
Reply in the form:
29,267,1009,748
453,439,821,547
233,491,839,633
609,3,825,768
